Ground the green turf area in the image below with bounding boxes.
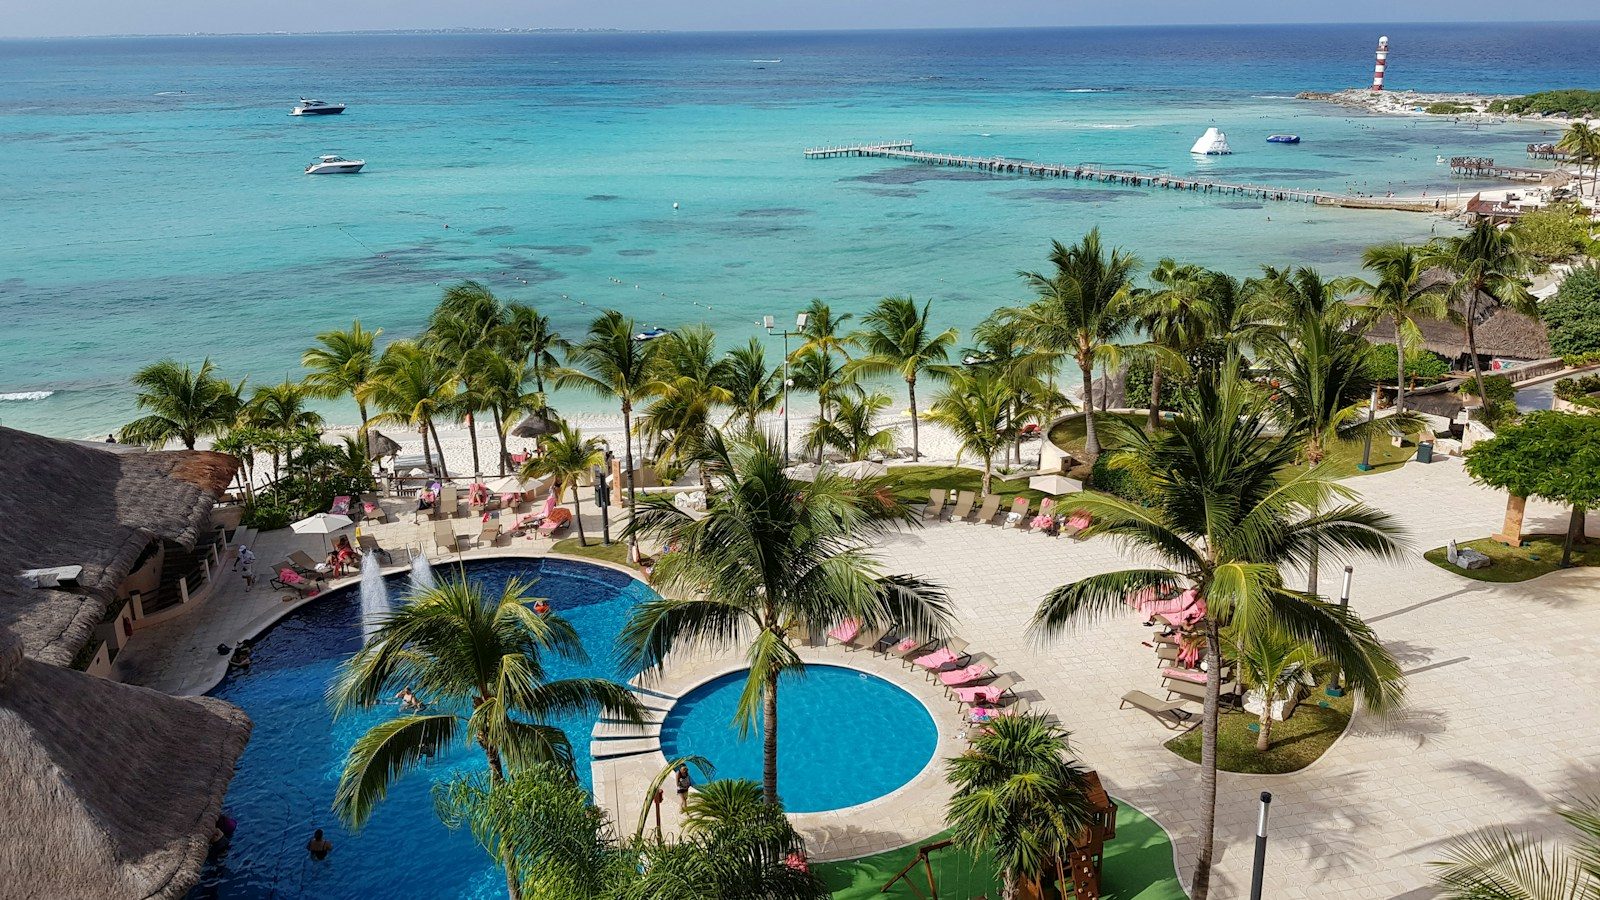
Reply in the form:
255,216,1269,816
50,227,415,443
816,802,1185,900
1165,686,1353,775
1423,534,1600,583
883,465,1052,506
550,536,636,568
1046,412,1151,458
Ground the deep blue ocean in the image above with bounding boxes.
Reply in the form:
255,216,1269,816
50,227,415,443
1,23,1594,435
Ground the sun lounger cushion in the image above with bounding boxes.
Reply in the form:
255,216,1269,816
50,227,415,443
828,618,861,643
938,662,991,687
913,647,958,669
953,683,1006,704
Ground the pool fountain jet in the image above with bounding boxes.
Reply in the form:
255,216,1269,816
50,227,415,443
358,553,392,643
409,551,437,592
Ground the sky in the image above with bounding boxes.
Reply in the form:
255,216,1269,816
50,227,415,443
0,0,1595,38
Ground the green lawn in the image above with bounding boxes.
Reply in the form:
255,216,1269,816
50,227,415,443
550,536,636,568
1165,687,1353,775
1046,413,1151,458
884,465,1052,506
816,801,1185,899
1423,534,1600,583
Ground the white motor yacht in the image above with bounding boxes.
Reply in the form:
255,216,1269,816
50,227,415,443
305,155,364,174
292,98,346,116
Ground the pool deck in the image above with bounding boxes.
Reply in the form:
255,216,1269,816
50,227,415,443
115,458,1600,898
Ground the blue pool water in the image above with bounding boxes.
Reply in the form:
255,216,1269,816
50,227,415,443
659,664,938,813
196,557,657,899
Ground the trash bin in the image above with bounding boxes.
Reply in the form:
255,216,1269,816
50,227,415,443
1416,441,1434,463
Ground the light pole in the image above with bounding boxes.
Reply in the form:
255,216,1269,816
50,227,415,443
1329,565,1354,696
1249,791,1273,900
764,312,809,463
593,448,613,547
1358,386,1379,471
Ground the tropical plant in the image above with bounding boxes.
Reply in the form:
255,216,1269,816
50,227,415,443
958,314,1064,465
477,353,546,475
301,320,381,431
1429,797,1600,900
1029,369,1406,900
1423,221,1537,403
1556,120,1600,194
246,379,326,480
848,296,958,461
359,340,458,477
118,358,244,450
719,338,783,431
520,420,605,547
329,576,645,899
790,346,858,463
1542,262,1600,358
637,325,732,478
945,712,1095,900
1513,203,1596,263
425,281,511,478
1133,259,1214,432
1337,243,1454,414
927,371,1014,496
620,429,950,803
802,390,898,463
501,302,569,402
557,310,658,544
1465,411,1600,566
1017,229,1141,460
1231,627,1323,751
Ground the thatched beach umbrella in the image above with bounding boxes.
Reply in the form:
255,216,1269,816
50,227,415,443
510,411,559,439
365,429,401,462
0,625,251,900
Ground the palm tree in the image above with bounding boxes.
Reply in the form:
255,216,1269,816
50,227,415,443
636,325,731,479
1431,798,1600,899
330,576,645,900
520,420,604,547
621,429,950,804
557,310,658,544
802,391,897,463
119,358,243,450
1029,369,1406,900
960,314,1063,465
1556,121,1600,195
426,281,509,478
927,371,1014,496
1422,221,1537,404
946,712,1095,900
246,379,326,479
848,296,958,461
1136,260,1214,432
1018,230,1140,460
477,354,545,475
792,300,856,452
720,338,783,431
790,346,858,464
359,340,457,477
1337,243,1454,414
1232,627,1322,752
301,320,381,432
500,302,569,403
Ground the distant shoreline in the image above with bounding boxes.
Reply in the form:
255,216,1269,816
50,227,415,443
1298,87,1592,128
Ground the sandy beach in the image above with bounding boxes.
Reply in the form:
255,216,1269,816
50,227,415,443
1299,87,1594,127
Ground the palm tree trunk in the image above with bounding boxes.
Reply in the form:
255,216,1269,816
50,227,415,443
493,409,510,476
420,425,435,474
428,419,450,479
482,745,526,900
1147,364,1164,433
1080,358,1100,459
1465,299,1489,405
1393,323,1408,414
622,402,639,551
1191,618,1223,900
907,377,920,461
762,666,780,805
1256,698,1275,751
357,402,370,434
572,484,587,546
982,454,993,496
466,412,482,478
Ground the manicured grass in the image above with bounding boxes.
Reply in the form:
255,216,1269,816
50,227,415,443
550,536,636,568
1046,412,1151,458
816,801,1185,899
883,465,1052,506
1423,534,1600,583
1165,687,1353,775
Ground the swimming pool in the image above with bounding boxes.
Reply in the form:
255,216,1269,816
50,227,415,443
658,664,939,813
196,557,657,899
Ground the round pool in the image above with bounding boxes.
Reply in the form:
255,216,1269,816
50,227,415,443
197,557,657,899
659,664,938,813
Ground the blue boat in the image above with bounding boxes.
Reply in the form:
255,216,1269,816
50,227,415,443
634,326,670,342
1266,134,1301,144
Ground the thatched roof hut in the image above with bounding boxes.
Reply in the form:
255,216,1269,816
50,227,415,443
0,624,251,899
510,410,559,439
1359,269,1552,364
0,426,237,666
365,428,401,461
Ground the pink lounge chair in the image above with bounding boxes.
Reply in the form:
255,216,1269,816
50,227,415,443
969,697,1030,724
1029,498,1056,532
952,683,1006,705
912,637,971,672
938,660,992,689
1162,667,1208,685
828,618,862,644
329,496,351,516
539,507,572,536
1062,510,1092,537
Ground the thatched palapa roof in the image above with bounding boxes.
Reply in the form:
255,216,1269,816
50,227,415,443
0,426,237,666
0,625,251,899
365,428,401,461
1367,310,1553,362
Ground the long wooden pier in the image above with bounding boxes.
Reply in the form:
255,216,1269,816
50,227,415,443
803,142,1459,212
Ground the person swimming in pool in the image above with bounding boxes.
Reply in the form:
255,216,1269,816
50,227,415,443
306,829,332,861
533,598,550,616
395,687,424,712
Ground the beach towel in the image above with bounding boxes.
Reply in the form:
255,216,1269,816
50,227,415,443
827,618,861,643
329,496,351,515
952,683,1006,704
913,646,959,669
939,661,991,687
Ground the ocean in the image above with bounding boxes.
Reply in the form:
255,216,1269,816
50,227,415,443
2,22,1594,437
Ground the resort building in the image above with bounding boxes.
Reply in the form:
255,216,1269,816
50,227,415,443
0,425,252,899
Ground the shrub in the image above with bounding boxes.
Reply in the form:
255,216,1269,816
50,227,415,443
1543,263,1600,358
242,501,293,531
1361,344,1451,386
1124,359,1153,409
1490,89,1600,118
1513,204,1594,265
1426,101,1474,115
1461,374,1517,403
1089,453,1154,505
1554,374,1600,410
242,472,374,531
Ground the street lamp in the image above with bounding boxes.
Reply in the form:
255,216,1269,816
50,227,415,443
1249,792,1274,900
1328,565,1354,696
1358,386,1379,471
764,312,809,463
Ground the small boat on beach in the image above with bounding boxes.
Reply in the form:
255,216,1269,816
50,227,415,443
633,326,670,342
1189,127,1232,155
305,155,364,174
1266,134,1301,144
292,98,346,116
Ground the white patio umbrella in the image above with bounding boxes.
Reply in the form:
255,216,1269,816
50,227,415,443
290,512,354,551
485,474,534,494
836,460,889,480
784,462,820,482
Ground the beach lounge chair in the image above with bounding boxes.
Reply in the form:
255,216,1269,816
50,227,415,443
477,521,502,548
887,634,937,664
539,507,572,537
913,637,972,674
922,489,946,520
360,495,389,523
827,618,862,644
329,495,352,516
270,567,320,598
1030,498,1056,532
288,551,324,574
938,655,995,691
434,521,458,554
1062,510,1092,538
845,624,892,653
1004,497,1030,528
433,483,458,520
948,491,976,522
1154,644,1182,667
952,673,1016,707
1120,690,1198,729
969,697,1030,726
356,533,393,563
1164,678,1241,710
971,494,1000,525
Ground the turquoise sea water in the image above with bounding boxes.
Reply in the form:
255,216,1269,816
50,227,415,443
2,24,1594,436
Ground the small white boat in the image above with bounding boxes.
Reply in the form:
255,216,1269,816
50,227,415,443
1189,127,1232,155
292,98,346,116
633,326,670,342
305,155,364,175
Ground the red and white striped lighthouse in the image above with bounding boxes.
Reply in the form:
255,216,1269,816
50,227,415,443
1371,35,1390,91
